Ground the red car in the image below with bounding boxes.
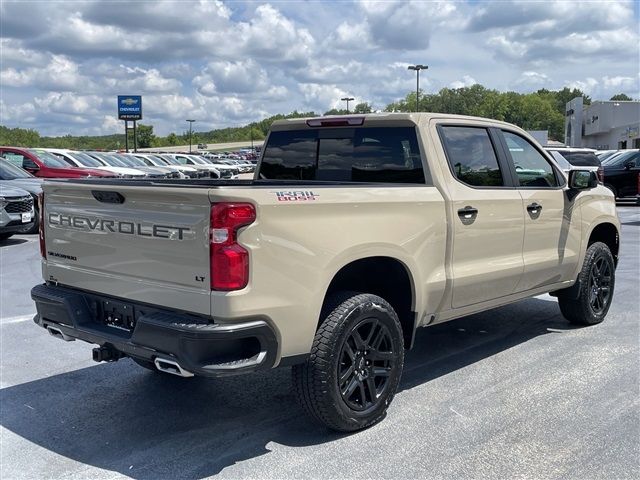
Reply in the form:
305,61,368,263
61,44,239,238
0,147,114,178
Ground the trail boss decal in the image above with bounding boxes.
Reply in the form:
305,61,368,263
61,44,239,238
273,191,319,202
48,213,191,240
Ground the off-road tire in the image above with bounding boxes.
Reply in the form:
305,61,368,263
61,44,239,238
292,292,405,432
558,242,615,325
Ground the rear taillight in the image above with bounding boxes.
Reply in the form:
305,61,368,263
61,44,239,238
597,166,604,183
38,192,45,259
210,203,256,291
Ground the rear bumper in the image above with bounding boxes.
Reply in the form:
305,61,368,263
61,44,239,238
31,283,279,377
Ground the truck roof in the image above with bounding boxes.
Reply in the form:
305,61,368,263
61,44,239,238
270,112,522,130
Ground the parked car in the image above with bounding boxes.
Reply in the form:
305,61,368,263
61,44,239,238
42,148,143,178
84,152,163,178
133,153,200,178
0,184,34,241
601,149,640,199
0,159,42,233
0,147,113,178
596,150,619,162
112,153,177,178
164,153,224,178
545,148,603,182
197,143,208,150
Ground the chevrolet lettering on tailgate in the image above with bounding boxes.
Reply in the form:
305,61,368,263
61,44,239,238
48,213,190,239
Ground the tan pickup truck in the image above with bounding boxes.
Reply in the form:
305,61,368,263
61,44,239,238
32,113,620,431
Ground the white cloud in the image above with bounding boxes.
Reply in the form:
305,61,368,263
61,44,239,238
450,75,478,89
0,0,638,136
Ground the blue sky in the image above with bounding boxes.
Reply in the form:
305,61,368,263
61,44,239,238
1,0,638,136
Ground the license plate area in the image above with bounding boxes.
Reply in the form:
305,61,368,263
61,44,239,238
22,212,32,223
99,299,136,332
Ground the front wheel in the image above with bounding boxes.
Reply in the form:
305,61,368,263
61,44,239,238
292,292,405,432
558,242,615,325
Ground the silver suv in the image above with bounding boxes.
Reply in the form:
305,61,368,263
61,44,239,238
0,184,35,241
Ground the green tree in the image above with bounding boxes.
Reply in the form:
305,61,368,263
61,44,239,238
324,108,349,115
353,102,373,114
166,132,178,146
610,93,633,101
136,124,156,148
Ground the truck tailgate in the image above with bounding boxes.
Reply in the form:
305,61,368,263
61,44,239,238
42,182,212,315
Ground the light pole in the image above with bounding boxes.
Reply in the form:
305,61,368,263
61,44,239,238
341,97,355,113
407,64,428,112
186,119,195,153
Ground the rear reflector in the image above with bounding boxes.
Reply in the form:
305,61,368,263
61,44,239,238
306,117,365,127
210,203,256,291
38,192,45,259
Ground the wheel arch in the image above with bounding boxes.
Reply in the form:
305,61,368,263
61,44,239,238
322,256,417,349
588,222,619,266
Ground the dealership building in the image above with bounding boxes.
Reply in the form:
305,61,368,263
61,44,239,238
565,97,640,150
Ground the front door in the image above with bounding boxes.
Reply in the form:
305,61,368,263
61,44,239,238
438,125,525,308
499,130,581,291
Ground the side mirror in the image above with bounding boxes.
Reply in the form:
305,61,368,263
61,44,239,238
569,170,598,190
623,159,634,170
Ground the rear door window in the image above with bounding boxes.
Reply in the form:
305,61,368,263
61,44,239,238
439,126,504,187
260,127,425,183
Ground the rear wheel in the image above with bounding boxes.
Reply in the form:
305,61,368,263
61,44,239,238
292,292,404,432
558,242,615,325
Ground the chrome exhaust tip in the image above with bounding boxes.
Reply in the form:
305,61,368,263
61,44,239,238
154,357,194,377
46,325,75,342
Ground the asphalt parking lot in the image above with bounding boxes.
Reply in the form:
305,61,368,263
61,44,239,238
1,205,638,479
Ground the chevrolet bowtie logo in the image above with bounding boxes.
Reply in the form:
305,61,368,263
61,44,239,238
121,98,138,106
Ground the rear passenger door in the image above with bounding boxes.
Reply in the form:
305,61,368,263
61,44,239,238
498,130,581,291
438,125,525,309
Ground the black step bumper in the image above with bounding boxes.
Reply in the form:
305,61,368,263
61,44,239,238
31,283,279,377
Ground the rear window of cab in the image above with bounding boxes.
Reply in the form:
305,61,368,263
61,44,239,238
259,127,426,183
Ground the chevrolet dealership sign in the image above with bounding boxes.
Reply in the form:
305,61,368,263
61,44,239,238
117,95,142,120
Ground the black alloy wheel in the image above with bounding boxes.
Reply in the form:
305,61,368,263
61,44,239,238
338,318,395,413
587,254,612,315
292,292,404,432
558,241,615,325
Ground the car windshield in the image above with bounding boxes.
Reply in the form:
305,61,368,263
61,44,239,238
150,155,170,165
89,152,127,167
603,151,637,166
69,151,105,168
116,154,147,167
158,154,180,165
0,159,34,179
187,155,207,165
28,149,71,168
551,150,600,167
597,151,618,161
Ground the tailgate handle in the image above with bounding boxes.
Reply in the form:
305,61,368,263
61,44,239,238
92,191,125,204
